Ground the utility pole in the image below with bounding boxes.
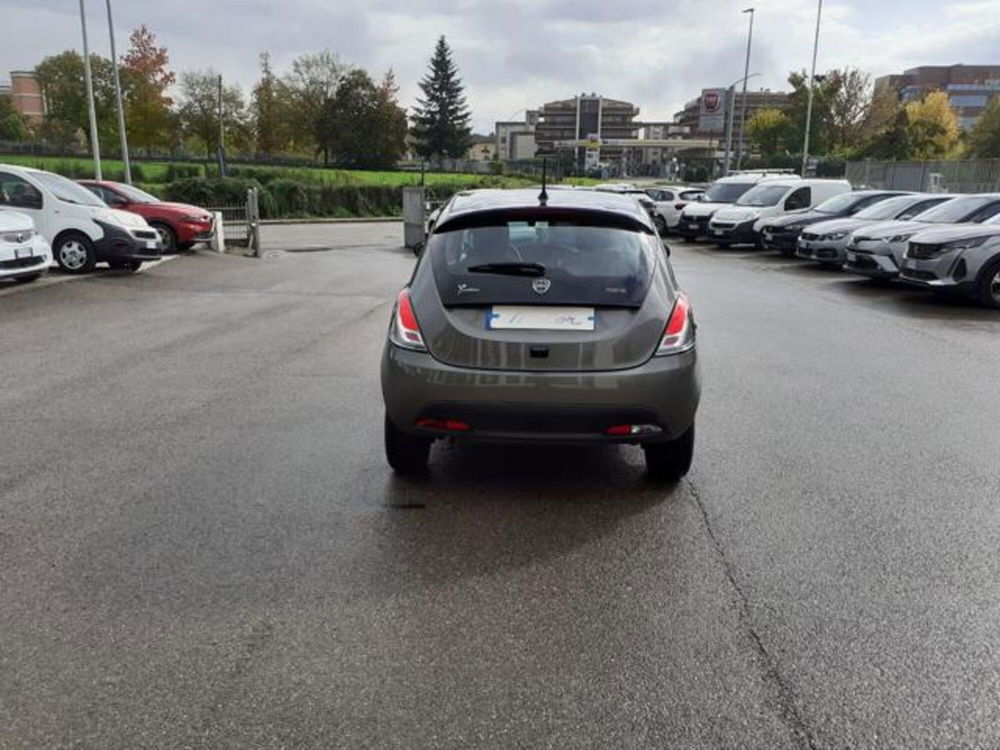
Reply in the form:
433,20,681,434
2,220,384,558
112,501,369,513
723,87,736,176
217,74,226,177
735,7,755,170
801,0,823,176
78,0,102,179
105,0,131,183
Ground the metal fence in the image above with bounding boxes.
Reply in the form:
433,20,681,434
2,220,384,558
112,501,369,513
206,188,261,255
846,159,1000,194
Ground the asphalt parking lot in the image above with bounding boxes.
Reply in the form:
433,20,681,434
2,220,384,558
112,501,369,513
3,223,1000,748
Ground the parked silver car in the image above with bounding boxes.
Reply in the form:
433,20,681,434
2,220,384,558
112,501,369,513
898,218,1000,307
842,194,1000,280
795,193,949,266
381,188,700,480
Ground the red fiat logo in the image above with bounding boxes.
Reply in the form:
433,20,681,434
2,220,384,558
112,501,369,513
704,91,720,112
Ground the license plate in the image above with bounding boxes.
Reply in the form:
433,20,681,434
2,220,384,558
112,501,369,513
846,251,857,262
14,246,33,259
145,240,158,250
687,223,698,230
712,229,723,236
488,306,595,331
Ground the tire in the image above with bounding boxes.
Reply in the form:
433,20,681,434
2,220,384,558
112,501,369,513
150,222,178,254
53,232,96,274
384,415,431,475
13,273,41,284
975,257,1000,309
108,259,143,273
643,423,695,483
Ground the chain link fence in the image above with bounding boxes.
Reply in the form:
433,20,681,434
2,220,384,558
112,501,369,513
846,159,1000,193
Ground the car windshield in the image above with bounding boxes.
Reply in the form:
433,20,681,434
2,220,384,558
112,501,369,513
703,182,755,203
736,184,791,207
814,192,860,214
916,196,994,223
114,184,159,204
431,218,656,308
34,172,106,207
854,195,920,220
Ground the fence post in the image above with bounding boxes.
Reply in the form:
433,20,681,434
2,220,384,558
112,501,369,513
246,187,261,258
402,186,426,251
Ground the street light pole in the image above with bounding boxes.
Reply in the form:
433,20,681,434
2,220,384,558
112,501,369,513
735,7,755,171
78,0,102,179
723,86,736,176
801,0,823,176
105,0,131,184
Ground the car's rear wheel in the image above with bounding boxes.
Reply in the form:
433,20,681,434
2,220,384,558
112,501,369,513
643,423,694,482
14,273,41,284
151,222,177,253
53,232,96,274
975,258,1000,309
384,415,431,475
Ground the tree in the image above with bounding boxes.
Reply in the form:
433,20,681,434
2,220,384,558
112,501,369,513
317,68,407,168
284,50,347,160
251,53,294,156
410,36,472,161
862,107,912,160
826,68,872,154
177,70,247,158
746,108,793,158
0,94,29,140
905,91,961,159
35,50,118,149
967,97,1000,158
120,25,176,151
784,69,841,157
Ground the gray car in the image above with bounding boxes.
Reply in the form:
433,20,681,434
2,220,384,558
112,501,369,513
381,188,700,480
842,194,1000,280
898,217,1000,307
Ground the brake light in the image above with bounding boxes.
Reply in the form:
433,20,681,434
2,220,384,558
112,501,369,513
390,288,427,351
656,293,695,356
415,418,471,431
674,202,687,210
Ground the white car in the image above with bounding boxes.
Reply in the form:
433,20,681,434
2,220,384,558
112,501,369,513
678,173,800,240
0,164,162,274
0,210,51,285
644,185,705,235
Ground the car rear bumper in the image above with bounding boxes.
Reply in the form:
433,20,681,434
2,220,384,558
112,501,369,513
382,344,700,445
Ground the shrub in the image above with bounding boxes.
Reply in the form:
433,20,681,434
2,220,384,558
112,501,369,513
164,163,202,182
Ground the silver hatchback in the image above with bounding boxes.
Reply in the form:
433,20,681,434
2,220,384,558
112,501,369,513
381,189,701,480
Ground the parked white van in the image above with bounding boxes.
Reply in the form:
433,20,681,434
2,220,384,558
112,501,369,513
677,173,800,240
0,165,162,274
708,178,852,247
0,210,51,284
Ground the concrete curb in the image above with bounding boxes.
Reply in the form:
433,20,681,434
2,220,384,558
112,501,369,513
260,217,401,226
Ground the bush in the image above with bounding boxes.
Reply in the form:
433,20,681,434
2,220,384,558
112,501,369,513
164,163,202,182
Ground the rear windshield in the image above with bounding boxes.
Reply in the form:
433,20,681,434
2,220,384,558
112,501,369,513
703,182,755,203
430,220,658,308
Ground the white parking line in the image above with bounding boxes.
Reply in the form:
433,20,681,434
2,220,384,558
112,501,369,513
0,255,178,299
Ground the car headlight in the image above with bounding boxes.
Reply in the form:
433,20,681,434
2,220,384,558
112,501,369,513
822,231,849,241
183,213,210,223
886,233,915,243
0,229,35,243
941,236,992,252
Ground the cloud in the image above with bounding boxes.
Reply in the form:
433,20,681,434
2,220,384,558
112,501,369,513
0,0,998,134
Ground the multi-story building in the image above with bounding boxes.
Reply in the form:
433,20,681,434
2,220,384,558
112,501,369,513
673,88,789,146
532,94,641,170
875,65,1000,129
495,109,539,161
5,71,45,125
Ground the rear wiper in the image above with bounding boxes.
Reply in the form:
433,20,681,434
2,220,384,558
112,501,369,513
466,262,546,277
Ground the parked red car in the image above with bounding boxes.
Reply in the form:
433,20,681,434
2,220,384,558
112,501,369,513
78,180,214,253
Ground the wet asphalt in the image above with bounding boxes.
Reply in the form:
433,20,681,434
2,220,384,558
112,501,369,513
2,224,1000,748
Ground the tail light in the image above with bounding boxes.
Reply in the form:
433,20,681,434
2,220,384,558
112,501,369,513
655,293,695,356
674,202,687,210
389,288,427,351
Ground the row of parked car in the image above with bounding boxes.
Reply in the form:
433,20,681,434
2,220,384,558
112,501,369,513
626,172,1000,309
0,163,214,285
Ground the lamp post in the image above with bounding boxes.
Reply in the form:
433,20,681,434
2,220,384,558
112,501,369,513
723,73,760,176
735,7,755,171
801,0,823,176
78,0,102,179
105,0,131,184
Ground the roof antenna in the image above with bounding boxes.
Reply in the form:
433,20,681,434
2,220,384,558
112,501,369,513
538,158,549,206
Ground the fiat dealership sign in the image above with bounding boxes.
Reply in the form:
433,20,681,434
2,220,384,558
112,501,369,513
699,88,727,133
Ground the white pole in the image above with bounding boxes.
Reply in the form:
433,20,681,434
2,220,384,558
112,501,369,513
801,0,823,176
79,0,102,179
723,86,736,176
735,8,755,170
105,0,131,184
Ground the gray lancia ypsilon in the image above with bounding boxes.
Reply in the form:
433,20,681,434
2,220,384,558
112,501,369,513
381,188,701,480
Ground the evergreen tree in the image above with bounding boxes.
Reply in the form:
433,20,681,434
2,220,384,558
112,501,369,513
410,36,471,161
967,97,1000,158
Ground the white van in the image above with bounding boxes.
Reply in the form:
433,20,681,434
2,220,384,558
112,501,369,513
0,164,162,274
0,210,52,284
678,173,800,240
708,178,852,247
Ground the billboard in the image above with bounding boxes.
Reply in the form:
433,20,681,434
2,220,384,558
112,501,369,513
698,88,728,134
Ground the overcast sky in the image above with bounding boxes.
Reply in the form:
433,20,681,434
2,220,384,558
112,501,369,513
2,0,998,133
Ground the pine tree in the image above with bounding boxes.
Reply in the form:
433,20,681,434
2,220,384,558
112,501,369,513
410,36,471,161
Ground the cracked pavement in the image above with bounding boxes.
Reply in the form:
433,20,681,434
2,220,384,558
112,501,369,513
2,225,1000,747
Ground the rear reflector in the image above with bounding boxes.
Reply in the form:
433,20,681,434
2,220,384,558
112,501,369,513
606,424,663,436
415,418,471,432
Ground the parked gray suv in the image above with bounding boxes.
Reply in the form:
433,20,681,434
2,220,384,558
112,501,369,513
381,188,701,480
898,217,1000,307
